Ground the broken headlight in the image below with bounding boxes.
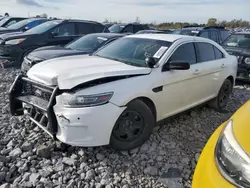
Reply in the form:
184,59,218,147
216,120,250,188
244,57,250,65
61,92,113,107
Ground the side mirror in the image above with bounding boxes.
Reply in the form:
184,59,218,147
21,26,29,32
145,57,157,68
163,61,190,71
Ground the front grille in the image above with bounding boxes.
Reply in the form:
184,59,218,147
9,75,59,137
23,81,52,101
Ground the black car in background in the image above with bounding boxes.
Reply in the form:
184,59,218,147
222,32,250,82
0,18,48,35
172,26,229,44
21,33,128,73
0,19,109,66
0,17,27,27
136,29,170,34
109,23,150,33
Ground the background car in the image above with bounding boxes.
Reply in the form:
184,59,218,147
0,19,109,66
0,18,49,35
172,26,229,44
109,23,150,33
21,33,129,73
221,32,250,82
136,30,170,34
103,23,113,28
192,100,250,188
10,34,237,150
0,16,27,27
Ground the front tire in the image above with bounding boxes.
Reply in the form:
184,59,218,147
208,79,232,111
110,99,155,151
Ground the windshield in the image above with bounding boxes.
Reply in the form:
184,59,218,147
109,24,125,33
25,20,62,34
222,34,250,49
172,29,198,36
7,19,32,29
66,35,109,52
95,37,172,67
0,17,9,27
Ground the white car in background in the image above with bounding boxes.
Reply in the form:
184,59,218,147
10,34,237,150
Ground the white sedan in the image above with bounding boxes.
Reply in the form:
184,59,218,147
10,34,237,150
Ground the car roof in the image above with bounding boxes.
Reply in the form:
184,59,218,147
64,19,103,25
126,34,195,42
86,33,129,39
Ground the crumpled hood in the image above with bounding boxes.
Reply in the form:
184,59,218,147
27,55,151,89
30,46,87,60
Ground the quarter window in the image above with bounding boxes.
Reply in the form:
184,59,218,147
122,25,133,33
52,23,76,36
196,43,216,62
169,43,196,64
213,47,224,59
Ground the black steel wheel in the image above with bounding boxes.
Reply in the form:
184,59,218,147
110,99,155,150
209,79,232,111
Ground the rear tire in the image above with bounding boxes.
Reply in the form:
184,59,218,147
208,79,232,112
110,99,155,151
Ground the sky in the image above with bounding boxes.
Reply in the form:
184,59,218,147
0,0,249,24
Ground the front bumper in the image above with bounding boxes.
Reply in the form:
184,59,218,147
0,44,24,63
192,123,235,188
9,75,125,147
237,64,250,82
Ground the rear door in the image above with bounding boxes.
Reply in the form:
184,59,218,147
46,22,77,46
194,42,225,99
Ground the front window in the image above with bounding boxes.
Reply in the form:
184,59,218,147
222,34,250,49
109,24,125,33
0,17,9,27
66,34,109,52
7,19,33,29
172,29,198,36
94,37,172,67
25,20,62,34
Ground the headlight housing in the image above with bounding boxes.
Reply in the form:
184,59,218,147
5,38,26,45
61,92,114,108
215,120,250,188
244,57,250,65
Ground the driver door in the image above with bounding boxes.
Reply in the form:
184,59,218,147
46,23,78,46
160,42,203,118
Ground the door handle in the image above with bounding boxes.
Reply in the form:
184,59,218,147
193,69,200,75
221,64,226,68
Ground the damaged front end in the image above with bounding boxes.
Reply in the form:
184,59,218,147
9,74,59,138
228,51,250,82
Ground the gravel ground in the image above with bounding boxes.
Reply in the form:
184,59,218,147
1,68,250,188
